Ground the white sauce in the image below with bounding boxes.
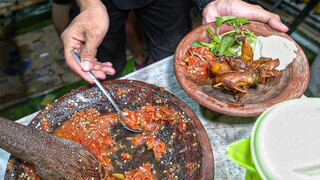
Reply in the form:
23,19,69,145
253,35,297,70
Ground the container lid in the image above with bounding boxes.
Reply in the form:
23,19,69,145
251,98,320,179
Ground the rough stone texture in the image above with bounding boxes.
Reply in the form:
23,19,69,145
0,117,101,179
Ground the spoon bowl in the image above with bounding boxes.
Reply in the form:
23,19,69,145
72,51,142,133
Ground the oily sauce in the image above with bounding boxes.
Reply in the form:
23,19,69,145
6,104,201,179
5,82,205,180
53,103,198,179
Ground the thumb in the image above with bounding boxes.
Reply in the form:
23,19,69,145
202,2,219,24
80,38,100,71
267,18,289,33
242,5,289,32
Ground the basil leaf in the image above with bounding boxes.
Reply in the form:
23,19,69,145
225,49,235,57
219,36,236,56
246,36,256,44
192,42,201,47
243,29,257,38
232,17,250,26
206,27,215,38
213,35,221,44
216,16,237,28
203,16,257,57
199,42,217,49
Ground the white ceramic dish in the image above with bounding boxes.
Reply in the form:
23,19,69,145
251,98,320,179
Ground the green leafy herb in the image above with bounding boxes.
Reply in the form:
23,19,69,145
219,35,236,56
193,16,257,57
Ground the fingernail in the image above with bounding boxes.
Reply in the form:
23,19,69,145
281,22,288,28
81,60,92,71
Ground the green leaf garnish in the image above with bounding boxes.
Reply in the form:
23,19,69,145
216,16,237,29
206,27,215,38
203,16,257,57
192,41,202,47
219,36,236,56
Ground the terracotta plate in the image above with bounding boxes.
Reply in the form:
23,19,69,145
174,21,310,117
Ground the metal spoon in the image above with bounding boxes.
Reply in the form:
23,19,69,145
72,50,142,133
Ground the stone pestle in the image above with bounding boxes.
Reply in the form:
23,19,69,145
0,117,103,179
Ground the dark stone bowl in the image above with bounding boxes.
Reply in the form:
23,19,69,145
5,80,214,179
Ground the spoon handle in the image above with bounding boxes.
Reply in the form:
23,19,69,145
71,51,121,112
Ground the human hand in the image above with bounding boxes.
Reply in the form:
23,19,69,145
61,0,115,83
202,0,289,32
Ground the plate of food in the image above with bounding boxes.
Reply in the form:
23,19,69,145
5,80,214,179
174,16,310,117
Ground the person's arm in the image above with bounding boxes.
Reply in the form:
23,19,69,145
194,0,214,16
200,0,289,32
60,0,115,83
52,2,72,36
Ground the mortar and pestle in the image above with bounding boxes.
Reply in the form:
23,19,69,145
0,117,103,179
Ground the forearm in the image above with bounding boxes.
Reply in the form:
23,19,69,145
75,0,102,10
52,3,71,35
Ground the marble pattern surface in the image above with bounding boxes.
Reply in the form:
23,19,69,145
0,55,257,180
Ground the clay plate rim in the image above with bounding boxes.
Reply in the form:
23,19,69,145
174,21,310,117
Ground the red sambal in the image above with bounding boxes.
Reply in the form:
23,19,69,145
7,103,196,179
52,103,181,179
